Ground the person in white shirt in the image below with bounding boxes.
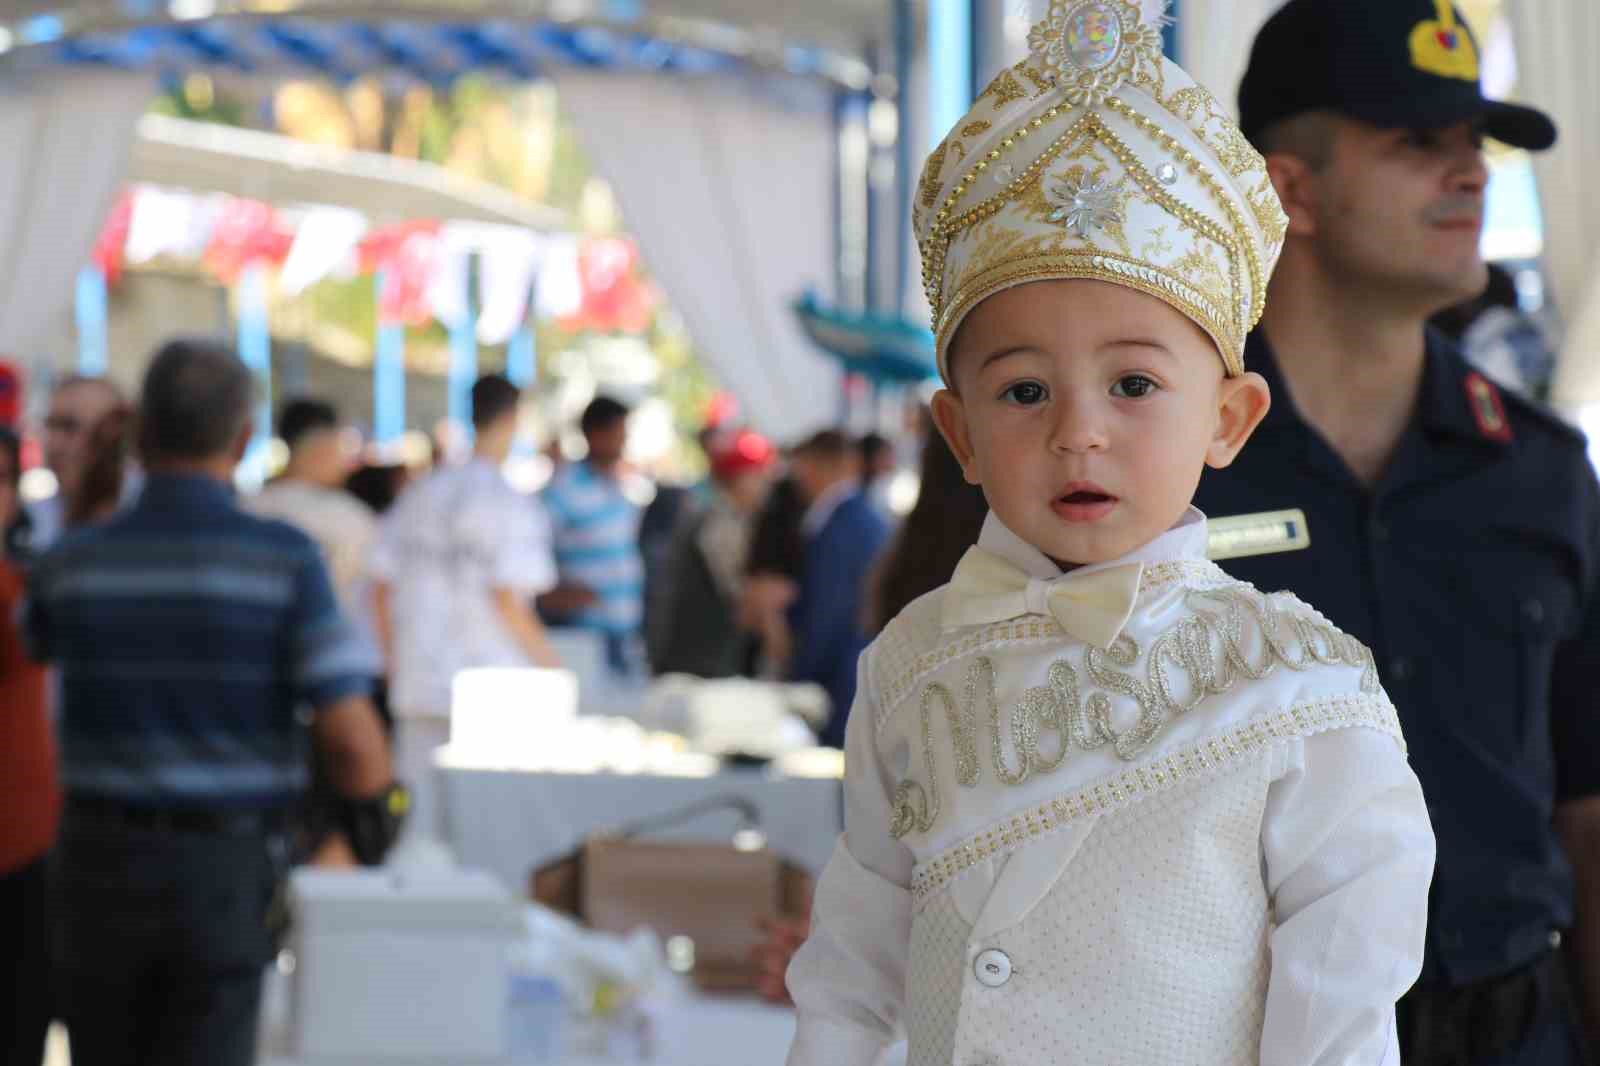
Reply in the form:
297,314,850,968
248,398,373,614
784,5,1435,1064
370,374,561,842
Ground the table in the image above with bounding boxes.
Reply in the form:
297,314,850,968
437,764,843,895
261,981,814,1065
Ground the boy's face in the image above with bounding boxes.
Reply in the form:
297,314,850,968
931,279,1270,569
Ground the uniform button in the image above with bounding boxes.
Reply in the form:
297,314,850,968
1389,657,1413,683
974,949,1012,988
1550,929,1564,951
1523,598,1546,625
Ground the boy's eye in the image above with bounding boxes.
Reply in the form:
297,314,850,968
1110,374,1159,399
1001,381,1048,406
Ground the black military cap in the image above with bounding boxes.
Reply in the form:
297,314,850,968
1237,0,1556,152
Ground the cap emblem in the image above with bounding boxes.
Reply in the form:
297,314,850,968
1410,0,1480,82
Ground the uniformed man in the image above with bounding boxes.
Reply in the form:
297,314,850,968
1193,2,1598,1063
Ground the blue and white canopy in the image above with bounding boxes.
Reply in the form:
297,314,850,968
0,0,886,88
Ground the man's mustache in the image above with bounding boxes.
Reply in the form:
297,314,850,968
1422,196,1485,226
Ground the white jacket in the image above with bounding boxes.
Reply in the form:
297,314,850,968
787,510,1435,1066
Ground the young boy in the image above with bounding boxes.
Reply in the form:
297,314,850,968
785,3,1436,1064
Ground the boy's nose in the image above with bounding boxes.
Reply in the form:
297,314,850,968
1050,396,1109,454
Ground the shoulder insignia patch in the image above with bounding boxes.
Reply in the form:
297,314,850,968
1465,371,1514,443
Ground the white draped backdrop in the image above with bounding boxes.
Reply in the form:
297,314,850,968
0,69,154,365
0,63,844,444
1178,0,1283,110
551,70,842,444
1508,2,1600,409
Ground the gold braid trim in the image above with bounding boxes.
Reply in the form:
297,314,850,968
907,693,1403,907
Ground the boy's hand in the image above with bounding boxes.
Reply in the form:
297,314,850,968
752,916,811,1005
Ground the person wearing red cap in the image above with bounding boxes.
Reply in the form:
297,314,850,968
647,428,776,679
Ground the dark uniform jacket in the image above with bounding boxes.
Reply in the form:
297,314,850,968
1194,329,1600,986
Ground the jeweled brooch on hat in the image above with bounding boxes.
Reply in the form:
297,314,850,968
1027,0,1167,106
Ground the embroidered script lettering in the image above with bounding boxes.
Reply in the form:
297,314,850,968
890,586,1378,838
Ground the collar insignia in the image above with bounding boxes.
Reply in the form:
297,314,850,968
1465,371,1513,443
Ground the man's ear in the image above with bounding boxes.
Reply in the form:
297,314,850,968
1265,152,1321,241
930,388,982,486
229,419,254,467
1206,372,1271,470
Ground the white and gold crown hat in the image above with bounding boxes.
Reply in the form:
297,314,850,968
917,0,1290,381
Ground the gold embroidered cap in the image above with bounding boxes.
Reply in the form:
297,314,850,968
917,0,1289,381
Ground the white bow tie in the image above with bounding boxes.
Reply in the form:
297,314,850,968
940,546,1144,650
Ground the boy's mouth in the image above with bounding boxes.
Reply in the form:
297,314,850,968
1052,482,1118,523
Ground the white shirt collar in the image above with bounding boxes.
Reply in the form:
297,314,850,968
976,506,1209,580
801,479,859,539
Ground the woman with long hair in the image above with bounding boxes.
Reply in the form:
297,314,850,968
865,415,988,634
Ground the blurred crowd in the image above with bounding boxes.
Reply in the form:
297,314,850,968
0,331,999,1066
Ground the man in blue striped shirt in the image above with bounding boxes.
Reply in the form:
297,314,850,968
539,396,646,674
25,339,394,1066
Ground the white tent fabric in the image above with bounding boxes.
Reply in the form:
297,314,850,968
550,69,842,444
1508,2,1600,409
0,69,153,365
1178,0,1283,107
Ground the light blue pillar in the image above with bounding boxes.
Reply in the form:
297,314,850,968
374,270,406,445
837,92,871,312
448,254,478,433
974,0,1018,92
892,0,916,316
75,266,109,377
237,264,272,485
507,324,537,389
507,272,539,388
928,0,975,145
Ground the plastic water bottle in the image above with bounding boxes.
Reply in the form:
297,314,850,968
506,974,566,1063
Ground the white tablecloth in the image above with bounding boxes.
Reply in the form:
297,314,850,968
262,986,809,1066
438,765,843,895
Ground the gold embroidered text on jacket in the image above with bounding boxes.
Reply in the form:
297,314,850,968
890,583,1380,838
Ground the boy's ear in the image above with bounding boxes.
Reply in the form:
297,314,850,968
1206,372,1271,470
930,389,982,486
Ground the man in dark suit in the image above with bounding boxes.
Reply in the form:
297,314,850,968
786,430,890,748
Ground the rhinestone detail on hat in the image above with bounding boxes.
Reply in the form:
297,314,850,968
1048,176,1124,238
1156,162,1179,186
